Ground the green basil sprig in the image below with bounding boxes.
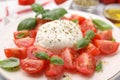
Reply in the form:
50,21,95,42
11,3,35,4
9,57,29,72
42,8,67,20
92,19,112,31
76,38,90,49
76,30,95,49
17,18,36,31
35,52,49,60
31,3,44,13
31,3,67,20
85,30,95,40
96,61,103,72
50,56,64,65
0,57,20,70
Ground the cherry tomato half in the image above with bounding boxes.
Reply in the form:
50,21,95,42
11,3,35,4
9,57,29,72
20,58,44,74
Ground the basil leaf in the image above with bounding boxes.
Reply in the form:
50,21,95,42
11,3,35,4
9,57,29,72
0,57,20,69
85,30,95,40
42,8,67,20
111,37,116,42
50,56,64,65
31,3,44,13
16,33,26,39
96,61,103,72
71,19,79,24
35,52,49,60
76,38,90,49
44,9,50,13
93,19,112,31
17,18,36,31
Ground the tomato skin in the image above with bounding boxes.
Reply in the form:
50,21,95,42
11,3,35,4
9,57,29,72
70,14,86,24
60,48,76,71
78,43,100,56
18,0,35,5
93,30,112,41
75,53,96,75
14,37,34,48
80,19,97,34
45,63,64,79
29,30,37,38
54,0,67,5
20,58,44,74
94,40,119,55
45,55,64,79
27,46,53,59
87,44,100,56
4,48,27,59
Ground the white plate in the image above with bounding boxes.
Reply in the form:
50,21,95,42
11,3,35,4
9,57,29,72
0,10,120,80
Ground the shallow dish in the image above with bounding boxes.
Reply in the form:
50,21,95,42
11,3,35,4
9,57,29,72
0,10,120,80
104,4,120,22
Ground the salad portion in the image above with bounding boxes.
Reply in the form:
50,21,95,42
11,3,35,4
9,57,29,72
0,4,119,80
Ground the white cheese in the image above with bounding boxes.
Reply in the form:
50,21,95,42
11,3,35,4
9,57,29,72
35,20,83,54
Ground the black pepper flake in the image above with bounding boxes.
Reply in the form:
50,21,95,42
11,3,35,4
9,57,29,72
58,39,61,42
63,74,66,78
44,30,47,33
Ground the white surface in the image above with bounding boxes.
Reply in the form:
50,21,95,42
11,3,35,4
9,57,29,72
0,10,120,80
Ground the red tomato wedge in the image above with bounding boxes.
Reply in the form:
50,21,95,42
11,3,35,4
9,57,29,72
54,0,67,5
80,19,97,34
29,30,37,38
78,43,100,56
45,63,64,79
14,37,34,48
93,30,112,40
75,53,96,75
27,46,53,59
94,40,119,55
20,58,44,74
14,30,37,39
60,48,75,71
86,43,100,56
4,48,27,59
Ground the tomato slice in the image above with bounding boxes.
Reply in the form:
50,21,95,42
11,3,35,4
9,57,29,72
14,37,34,48
80,19,97,34
27,46,53,59
70,14,86,24
54,0,67,5
77,43,100,56
20,58,44,74
93,30,112,41
29,30,37,38
14,30,37,39
94,40,119,55
4,48,27,59
86,43,100,56
45,63,64,79
60,48,76,71
75,53,96,75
